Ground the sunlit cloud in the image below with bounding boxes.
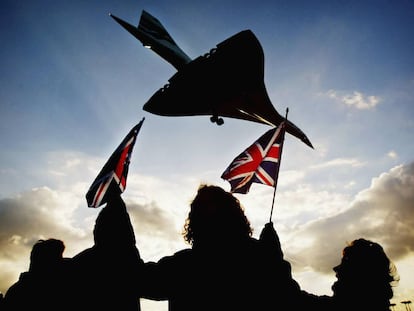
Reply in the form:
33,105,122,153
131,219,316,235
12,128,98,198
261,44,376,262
310,157,365,169
342,91,380,109
344,180,356,189
387,150,398,159
325,89,381,110
1,152,413,302
284,162,414,299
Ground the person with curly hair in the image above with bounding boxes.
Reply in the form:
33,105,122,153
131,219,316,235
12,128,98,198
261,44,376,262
138,184,300,311
262,223,399,311
330,238,399,311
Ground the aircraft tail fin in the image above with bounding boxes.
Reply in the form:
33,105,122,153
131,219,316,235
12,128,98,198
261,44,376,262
110,11,191,70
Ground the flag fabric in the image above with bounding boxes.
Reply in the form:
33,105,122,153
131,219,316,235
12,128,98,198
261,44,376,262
86,118,145,208
221,122,286,194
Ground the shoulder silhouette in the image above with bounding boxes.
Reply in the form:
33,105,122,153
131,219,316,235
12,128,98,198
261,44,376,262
70,195,142,311
2,238,71,311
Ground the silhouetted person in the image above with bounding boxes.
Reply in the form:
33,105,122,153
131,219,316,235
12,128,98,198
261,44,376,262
137,184,300,311
329,238,399,311
2,238,71,311
70,195,142,310
264,223,399,311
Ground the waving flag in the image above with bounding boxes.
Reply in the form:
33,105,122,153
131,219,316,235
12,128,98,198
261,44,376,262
86,118,145,208
221,122,286,194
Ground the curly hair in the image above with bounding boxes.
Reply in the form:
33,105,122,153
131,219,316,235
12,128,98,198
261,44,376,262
332,238,399,307
182,184,253,246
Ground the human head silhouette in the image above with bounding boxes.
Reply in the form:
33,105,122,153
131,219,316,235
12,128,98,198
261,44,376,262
29,238,65,273
182,184,253,247
332,238,398,307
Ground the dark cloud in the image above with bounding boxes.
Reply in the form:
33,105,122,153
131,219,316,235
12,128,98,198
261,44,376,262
0,187,78,293
0,187,70,257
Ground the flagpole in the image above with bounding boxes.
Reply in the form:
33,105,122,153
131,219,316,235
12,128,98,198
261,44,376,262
269,108,289,223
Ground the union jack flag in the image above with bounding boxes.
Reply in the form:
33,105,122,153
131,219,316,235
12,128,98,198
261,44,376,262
221,122,286,194
86,118,145,208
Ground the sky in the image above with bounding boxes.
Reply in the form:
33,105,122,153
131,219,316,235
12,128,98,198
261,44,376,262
1,0,413,310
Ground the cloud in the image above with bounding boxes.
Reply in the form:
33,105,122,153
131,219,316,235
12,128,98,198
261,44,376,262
286,161,414,275
0,149,195,292
126,198,186,262
310,157,365,169
0,187,88,293
0,183,180,293
0,187,82,251
342,91,380,110
1,149,413,301
325,90,380,110
387,150,398,159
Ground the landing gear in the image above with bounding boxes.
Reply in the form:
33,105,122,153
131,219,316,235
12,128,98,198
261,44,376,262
210,115,224,125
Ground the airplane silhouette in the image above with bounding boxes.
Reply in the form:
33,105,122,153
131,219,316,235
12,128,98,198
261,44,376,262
110,10,314,149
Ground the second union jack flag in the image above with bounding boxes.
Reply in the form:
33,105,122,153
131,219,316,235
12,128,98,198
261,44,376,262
221,122,286,194
86,117,145,208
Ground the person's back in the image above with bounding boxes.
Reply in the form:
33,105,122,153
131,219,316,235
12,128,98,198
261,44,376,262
139,184,299,311
3,238,71,311
70,195,141,311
